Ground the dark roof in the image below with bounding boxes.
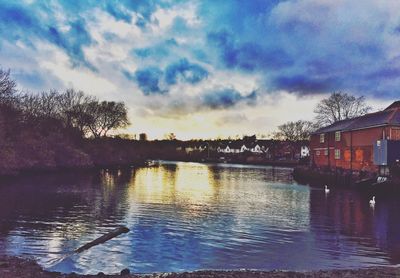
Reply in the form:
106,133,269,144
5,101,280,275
256,139,274,147
245,142,259,148
314,118,354,134
182,141,206,148
229,141,245,149
385,101,400,110
218,143,229,149
313,101,400,134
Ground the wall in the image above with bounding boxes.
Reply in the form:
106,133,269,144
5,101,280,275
310,126,398,173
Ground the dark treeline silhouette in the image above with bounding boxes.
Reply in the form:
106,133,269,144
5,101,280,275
0,68,139,175
18,88,129,138
140,136,310,167
0,68,312,175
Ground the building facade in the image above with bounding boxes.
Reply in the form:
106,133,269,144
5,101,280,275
310,101,400,174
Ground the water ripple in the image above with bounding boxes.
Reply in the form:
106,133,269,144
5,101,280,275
0,162,399,274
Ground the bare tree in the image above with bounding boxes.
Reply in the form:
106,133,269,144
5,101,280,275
64,103,94,136
274,120,315,141
16,85,130,138
164,133,177,140
58,88,97,132
85,101,130,138
19,90,62,120
19,94,40,119
314,92,372,127
38,90,62,118
0,68,17,105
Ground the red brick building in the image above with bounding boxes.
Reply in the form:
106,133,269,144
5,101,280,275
310,101,400,174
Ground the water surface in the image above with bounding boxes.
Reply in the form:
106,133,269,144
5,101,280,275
0,161,399,274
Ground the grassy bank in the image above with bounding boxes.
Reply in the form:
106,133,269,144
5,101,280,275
0,104,137,176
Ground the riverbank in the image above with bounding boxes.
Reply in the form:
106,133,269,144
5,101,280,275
293,165,400,192
0,137,148,177
292,166,359,187
164,156,302,168
1,256,400,278
203,158,300,168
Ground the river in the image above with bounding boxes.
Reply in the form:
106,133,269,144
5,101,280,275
0,161,399,274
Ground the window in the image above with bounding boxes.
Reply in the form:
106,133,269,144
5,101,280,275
344,150,351,161
334,149,341,160
392,128,400,140
335,131,341,141
320,134,325,143
355,149,364,162
324,149,328,156
316,151,320,156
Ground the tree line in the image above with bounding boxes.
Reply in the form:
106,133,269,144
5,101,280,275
1,66,373,142
0,68,129,138
273,92,372,141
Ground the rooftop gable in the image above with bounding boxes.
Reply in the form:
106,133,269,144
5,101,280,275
385,101,400,110
229,141,246,149
313,100,400,134
313,118,355,134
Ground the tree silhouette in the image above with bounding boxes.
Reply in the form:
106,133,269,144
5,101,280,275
0,68,17,105
314,92,371,127
85,101,130,138
274,120,315,141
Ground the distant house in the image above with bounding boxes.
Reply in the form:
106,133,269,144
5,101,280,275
229,141,243,153
217,141,266,155
214,139,309,161
257,140,275,158
184,145,196,154
219,141,247,153
217,143,230,154
301,146,310,158
247,142,263,153
139,133,148,141
182,142,208,154
310,101,400,175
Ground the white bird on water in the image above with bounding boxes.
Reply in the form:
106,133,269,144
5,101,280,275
324,185,330,194
369,196,376,206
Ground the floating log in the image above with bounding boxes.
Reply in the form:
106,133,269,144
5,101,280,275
354,177,375,186
74,226,129,253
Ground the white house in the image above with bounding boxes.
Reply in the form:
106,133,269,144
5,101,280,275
217,143,245,154
301,146,310,158
249,144,263,153
217,142,268,155
217,145,231,153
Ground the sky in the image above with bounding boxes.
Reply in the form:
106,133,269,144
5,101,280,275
0,0,398,140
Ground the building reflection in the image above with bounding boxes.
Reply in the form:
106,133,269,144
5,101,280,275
309,188,400,265
120,163,311,272
3,163,399,274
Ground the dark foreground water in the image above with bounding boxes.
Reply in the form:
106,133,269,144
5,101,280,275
0,161,400,274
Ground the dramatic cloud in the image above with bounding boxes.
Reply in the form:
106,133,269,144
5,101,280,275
133,39,177,59
271,75,336,94
207,31,293,71
201,89,257,109
130,67,165,95
126,58,208,95
165,58,208,85
200,0,400,98
0,0,398,138
0,2,94,68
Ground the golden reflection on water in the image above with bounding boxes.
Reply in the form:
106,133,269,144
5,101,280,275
3,162,397,274
128,162,217,206
125,162,311,229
